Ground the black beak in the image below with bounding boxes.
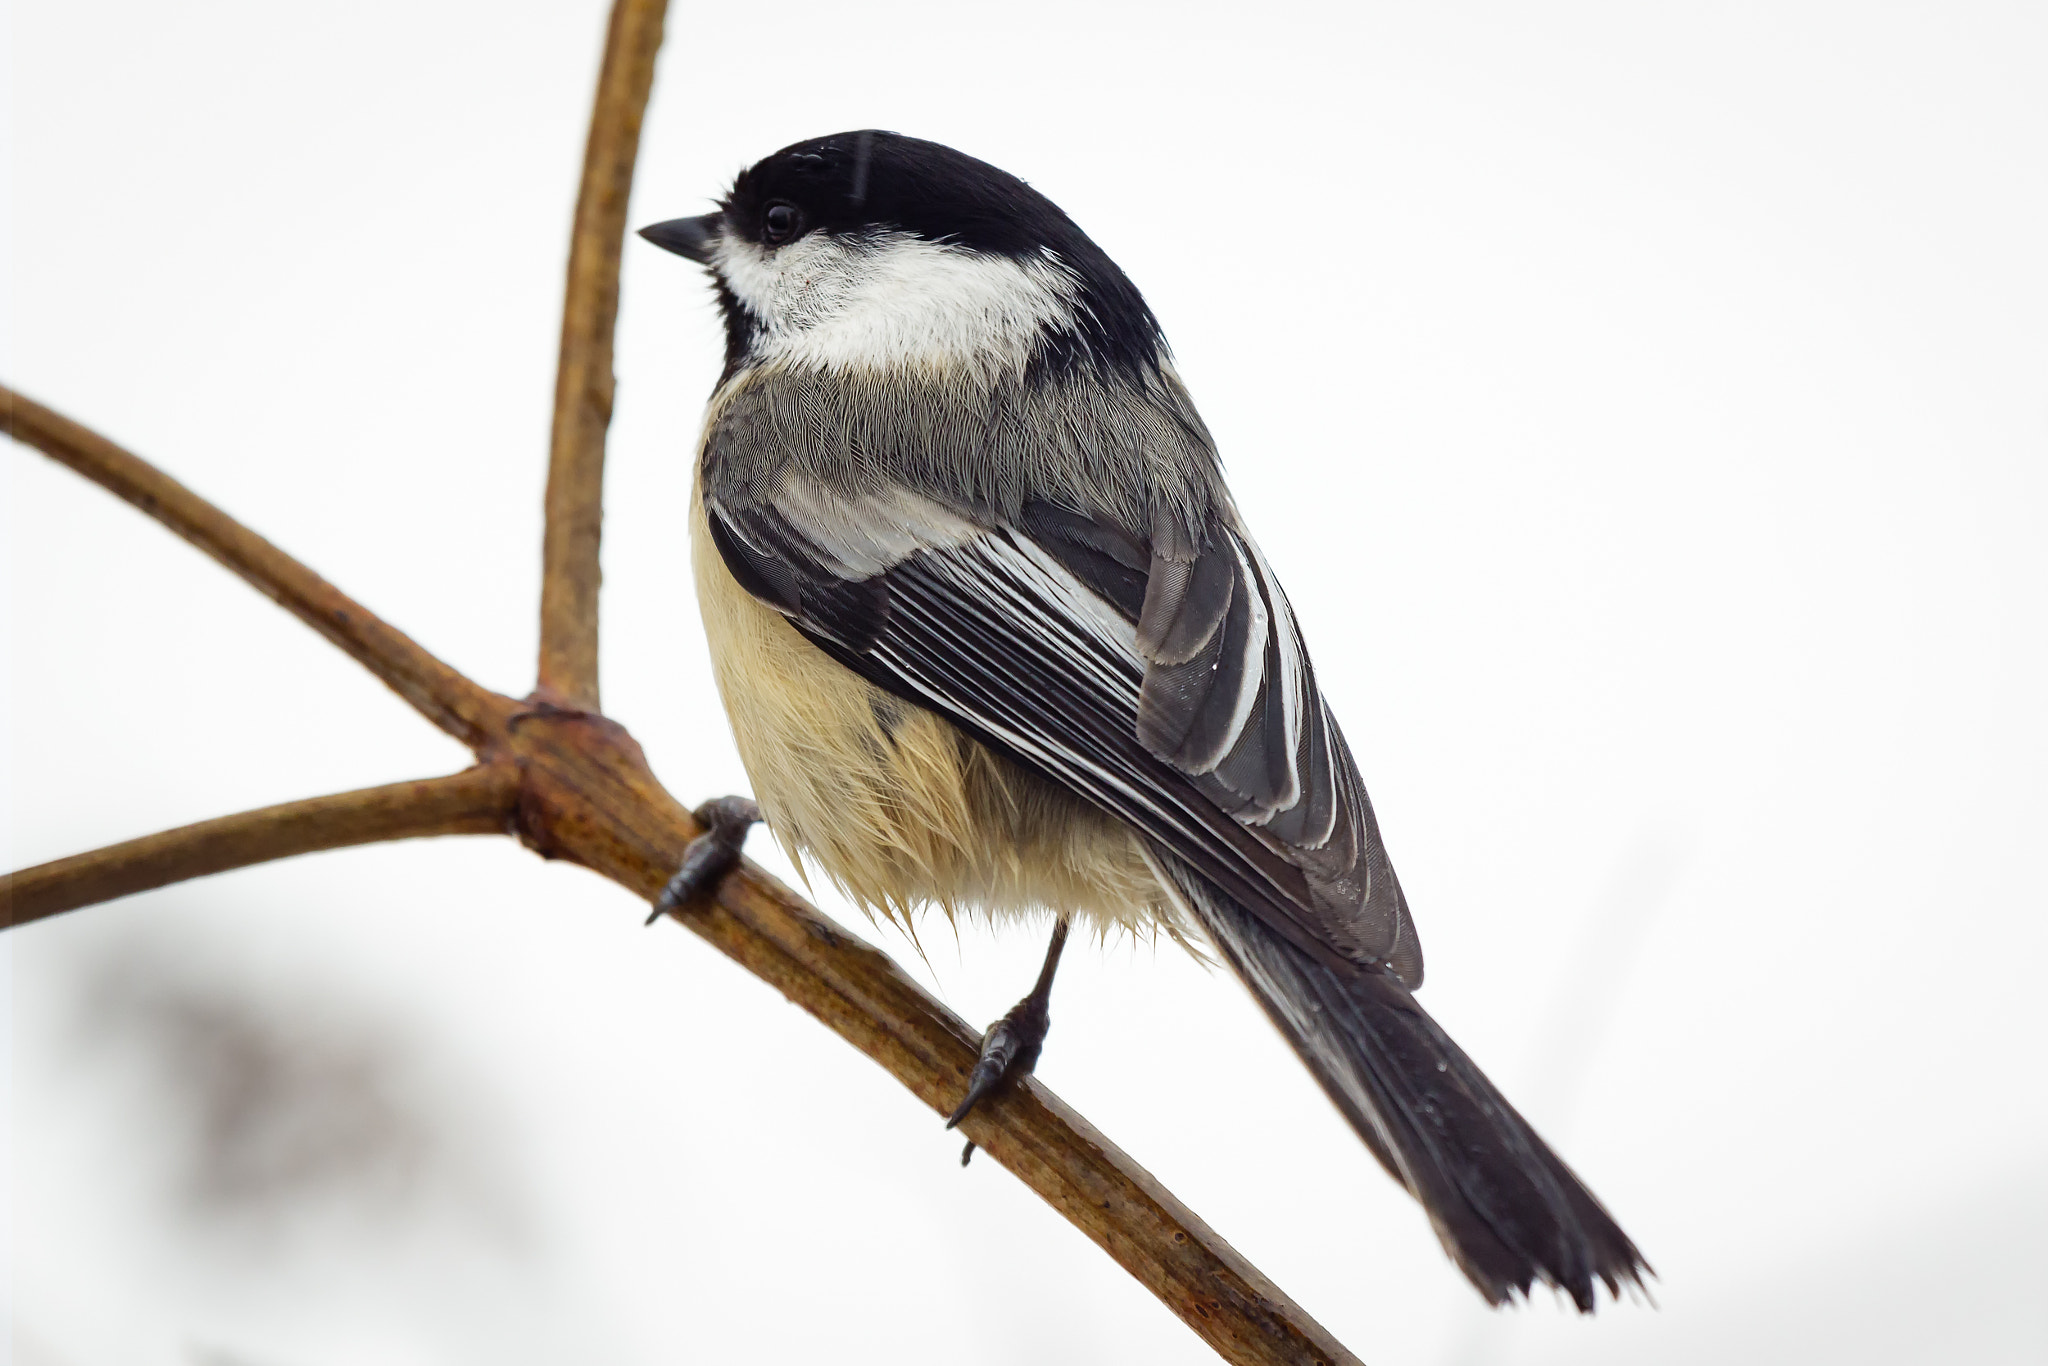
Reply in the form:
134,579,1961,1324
637,213,723,265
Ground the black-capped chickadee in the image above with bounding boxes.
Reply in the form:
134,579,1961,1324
639,130,1647,1310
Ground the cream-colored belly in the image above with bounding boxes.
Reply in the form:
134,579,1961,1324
690,486,1175,940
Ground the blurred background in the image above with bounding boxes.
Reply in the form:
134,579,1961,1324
6,1,2046,1362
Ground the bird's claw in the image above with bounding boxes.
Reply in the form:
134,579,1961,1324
647,796,761,925
945,996,1052,1168
947,1011,1043,1127
946,918,1068,1166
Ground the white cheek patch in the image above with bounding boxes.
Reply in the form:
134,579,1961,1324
714,231,1082,377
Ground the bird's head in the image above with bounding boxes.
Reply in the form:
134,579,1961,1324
639,131,1163,385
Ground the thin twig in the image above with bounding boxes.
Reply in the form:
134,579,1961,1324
2,766,518,929
537,0,668,711
0,386,512,749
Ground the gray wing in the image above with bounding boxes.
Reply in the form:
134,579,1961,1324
705,470,1423,985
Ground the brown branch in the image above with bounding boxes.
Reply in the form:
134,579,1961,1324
495,707,1364,1366
6,400,1364,1364
2,766,518,930
0,385,512,749
537,0,668,712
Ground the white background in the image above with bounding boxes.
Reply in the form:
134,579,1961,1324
6,2,2046,1363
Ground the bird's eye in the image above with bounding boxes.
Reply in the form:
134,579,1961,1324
763,202,801,245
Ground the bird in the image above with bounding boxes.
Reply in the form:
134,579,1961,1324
637,129,1649,1311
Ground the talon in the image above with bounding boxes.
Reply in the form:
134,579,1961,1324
647,795,761,925
944,918,1069,1134
946,1011,1042,1128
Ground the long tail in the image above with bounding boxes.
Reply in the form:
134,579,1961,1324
1154,854,1651,1310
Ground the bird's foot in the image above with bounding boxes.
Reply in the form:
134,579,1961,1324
946,993,1052,1165
946,918,1068,1166
646,796,761,925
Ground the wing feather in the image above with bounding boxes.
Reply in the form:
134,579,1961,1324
704,481,1422,984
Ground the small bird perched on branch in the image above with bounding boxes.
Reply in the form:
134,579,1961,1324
639,130,1648,1310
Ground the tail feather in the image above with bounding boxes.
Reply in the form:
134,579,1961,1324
1154,852,1650,1310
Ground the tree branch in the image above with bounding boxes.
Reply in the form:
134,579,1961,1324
537,0,668,712
0,385,513,749
490,706,1365,1366
2,766,519,929
6,399,1364,1364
